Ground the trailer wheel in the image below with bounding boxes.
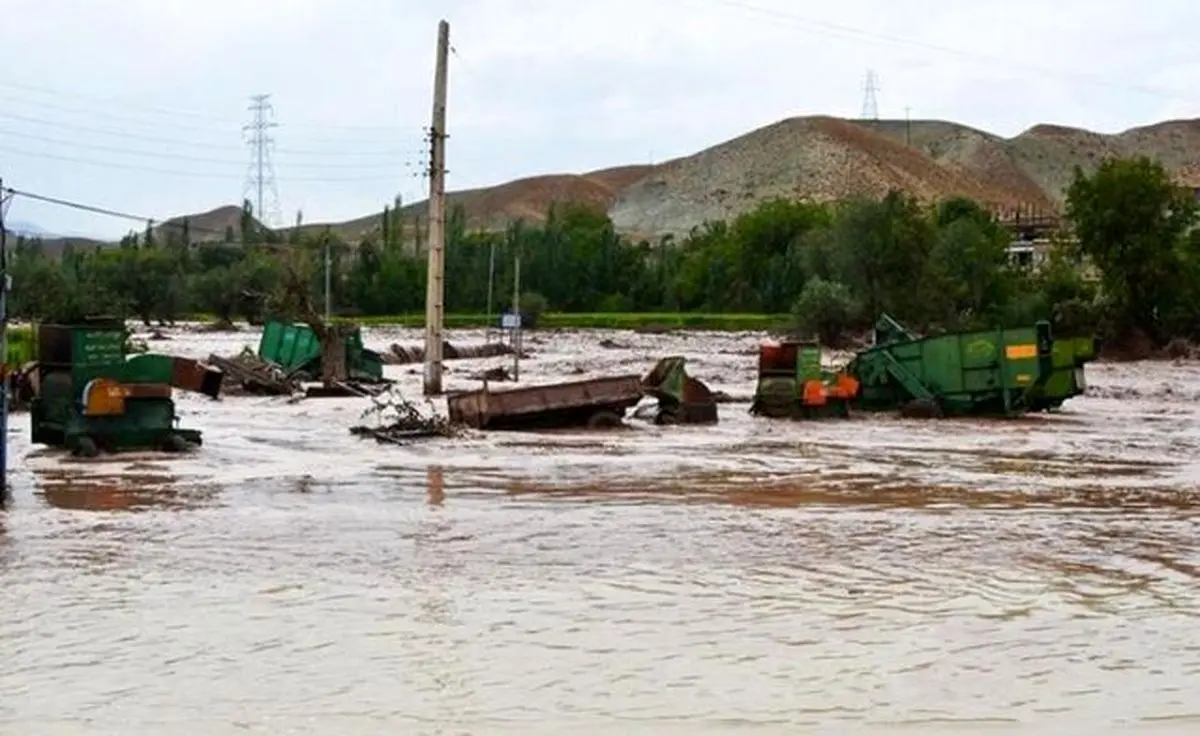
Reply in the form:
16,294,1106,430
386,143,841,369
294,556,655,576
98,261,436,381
587,410,624,429
654,408,679,426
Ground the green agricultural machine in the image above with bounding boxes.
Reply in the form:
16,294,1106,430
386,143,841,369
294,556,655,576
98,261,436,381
1026,334,1100,412
845,314,1097,417
257,319,386,383
750,341,859,419
29,318,223,457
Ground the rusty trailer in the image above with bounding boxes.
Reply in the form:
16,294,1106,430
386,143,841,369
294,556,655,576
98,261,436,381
446,375,644,430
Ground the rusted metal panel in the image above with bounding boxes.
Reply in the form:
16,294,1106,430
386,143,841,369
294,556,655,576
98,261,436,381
447,375,644,429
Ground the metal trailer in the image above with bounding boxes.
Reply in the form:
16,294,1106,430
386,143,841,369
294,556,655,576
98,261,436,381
29,319,223,456
447,374,645,430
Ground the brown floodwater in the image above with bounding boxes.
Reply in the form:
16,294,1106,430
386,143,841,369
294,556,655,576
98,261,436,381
2,325,1199,734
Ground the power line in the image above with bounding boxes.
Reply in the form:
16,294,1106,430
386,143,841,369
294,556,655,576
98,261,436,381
675,0,1200,103
0,110,417,158
2,186,230,238
243,94,281,227
0,144,402,182
0,126,412,169
0,78,417,133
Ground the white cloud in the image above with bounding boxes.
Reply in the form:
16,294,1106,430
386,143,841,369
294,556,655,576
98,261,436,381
0,0,1195,237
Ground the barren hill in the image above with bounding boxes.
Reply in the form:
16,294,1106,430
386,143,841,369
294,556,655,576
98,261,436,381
606,115,1200,236
305,164,657,242
609,116,1056,238
152,204,262,243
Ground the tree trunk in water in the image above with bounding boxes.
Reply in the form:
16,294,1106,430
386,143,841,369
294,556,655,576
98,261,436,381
319,325,349,386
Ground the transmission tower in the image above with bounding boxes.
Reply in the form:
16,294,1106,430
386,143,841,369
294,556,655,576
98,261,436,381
861,70,880,120
242,94,281,228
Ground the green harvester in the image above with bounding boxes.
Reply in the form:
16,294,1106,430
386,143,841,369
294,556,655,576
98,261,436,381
847,313,1070,417
257,319,385,383
30,318,223,457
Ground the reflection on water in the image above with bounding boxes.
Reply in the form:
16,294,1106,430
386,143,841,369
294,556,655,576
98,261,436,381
35,469,212,513
2,329,1200,733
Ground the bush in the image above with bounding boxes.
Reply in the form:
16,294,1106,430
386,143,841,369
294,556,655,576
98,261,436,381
791,278,859,346
518,291,548,328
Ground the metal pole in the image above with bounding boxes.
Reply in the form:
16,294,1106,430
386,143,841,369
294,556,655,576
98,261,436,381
512,252,520,382
423,19,449,396
0,178,10,506
485,239,496,344
323,237,331,324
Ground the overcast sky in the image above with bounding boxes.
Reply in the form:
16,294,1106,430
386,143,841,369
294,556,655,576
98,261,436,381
0,0,1196,238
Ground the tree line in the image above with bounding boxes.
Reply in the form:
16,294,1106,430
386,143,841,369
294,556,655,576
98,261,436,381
5,155,1197,351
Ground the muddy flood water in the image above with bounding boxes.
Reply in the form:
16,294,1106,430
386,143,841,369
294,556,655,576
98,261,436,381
2,324,1199,734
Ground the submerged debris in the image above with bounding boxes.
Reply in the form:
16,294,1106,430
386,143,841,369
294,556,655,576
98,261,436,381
349,393,464,444
383,340,516,365
468,366,512,382
208,348,298,396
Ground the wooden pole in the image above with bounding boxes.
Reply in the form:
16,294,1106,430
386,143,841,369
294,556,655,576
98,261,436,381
423,19,449,396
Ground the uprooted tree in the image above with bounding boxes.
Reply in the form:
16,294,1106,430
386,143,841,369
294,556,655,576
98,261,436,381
266,240,353,386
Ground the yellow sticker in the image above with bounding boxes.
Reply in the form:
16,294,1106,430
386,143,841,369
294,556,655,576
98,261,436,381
1006,343,1037,360
1015,373,1031,383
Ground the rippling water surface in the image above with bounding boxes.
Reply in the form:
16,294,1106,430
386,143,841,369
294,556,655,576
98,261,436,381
3,326,1199,734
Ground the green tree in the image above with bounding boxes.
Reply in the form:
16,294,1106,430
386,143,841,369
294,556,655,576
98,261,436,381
1065,156,1199,341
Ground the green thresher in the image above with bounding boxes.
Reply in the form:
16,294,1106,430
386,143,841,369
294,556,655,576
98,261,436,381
30,319,223,457
845,313,1096,417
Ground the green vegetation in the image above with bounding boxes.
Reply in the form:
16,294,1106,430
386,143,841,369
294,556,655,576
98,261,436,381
5,156,1198,356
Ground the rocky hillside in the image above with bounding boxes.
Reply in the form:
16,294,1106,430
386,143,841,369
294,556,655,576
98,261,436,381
609,116,1200,237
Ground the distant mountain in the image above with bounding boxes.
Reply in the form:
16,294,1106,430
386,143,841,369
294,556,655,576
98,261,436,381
5,220,61,238
22,114,1200,249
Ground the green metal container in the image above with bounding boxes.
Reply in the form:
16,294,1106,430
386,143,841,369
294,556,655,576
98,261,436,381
29,319,203,456
847,314,1056,417
258,320,385,382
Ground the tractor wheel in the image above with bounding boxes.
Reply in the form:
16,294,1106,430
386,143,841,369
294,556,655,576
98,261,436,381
162,433,198,453
71,436,99,458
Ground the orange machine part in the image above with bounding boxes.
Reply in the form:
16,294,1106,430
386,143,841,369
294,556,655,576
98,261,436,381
81,380,172,417
801,379,827,406
827,373,860,400
82,378,128,416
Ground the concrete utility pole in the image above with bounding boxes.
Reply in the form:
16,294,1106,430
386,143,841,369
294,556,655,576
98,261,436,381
423,19,450,396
